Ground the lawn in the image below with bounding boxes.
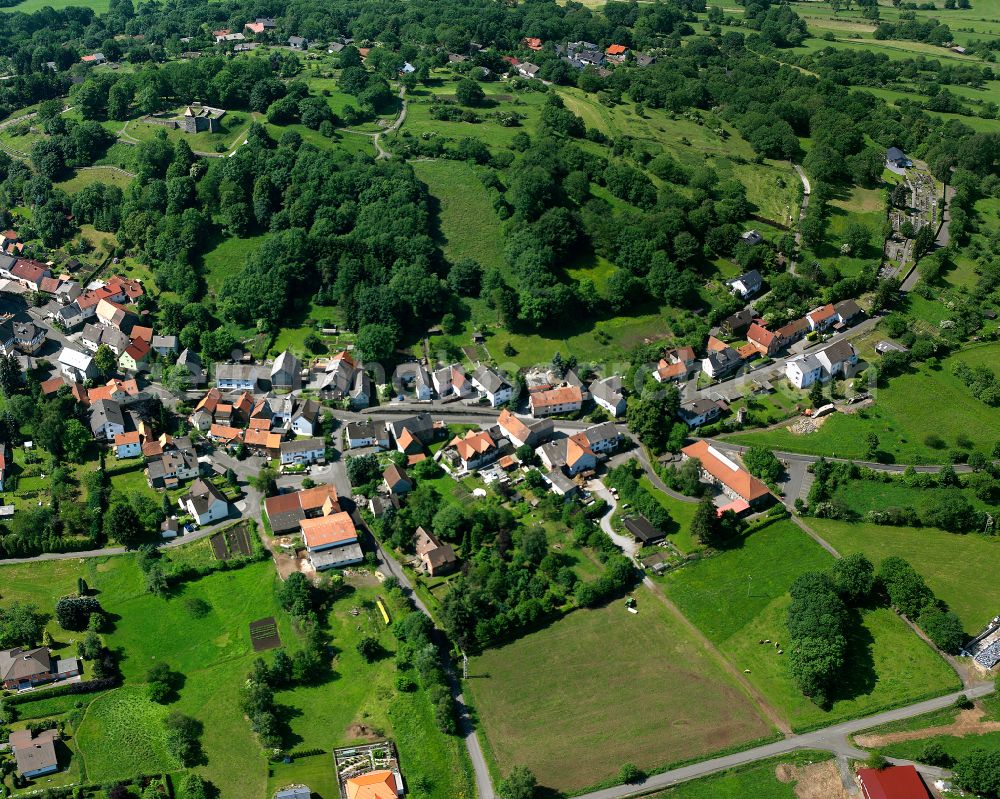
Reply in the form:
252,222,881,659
638,476,701,553
75,686,179,782
201,233,271,294
727,342,1000,463
0,0,108,12
646,751,833,799
0,552,471,799
660,520,960,731
465,586,776,794
55,167,133,194
412,159,506,272
807,518,1000,634
881,730,1000,764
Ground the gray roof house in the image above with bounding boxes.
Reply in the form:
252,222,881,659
58,347,96,382
180,478,230,526
270,349,300,389
90,399,126,439
471,365,513,407
291,398,321,436
151,335,178,356
349,369,372,408
393,362,432,401
588,376,626,418
215,363,260,391
177,348,206,385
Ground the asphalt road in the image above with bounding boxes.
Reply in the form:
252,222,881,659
573,683,994,799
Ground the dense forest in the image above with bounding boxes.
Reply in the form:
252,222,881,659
0,0,998,364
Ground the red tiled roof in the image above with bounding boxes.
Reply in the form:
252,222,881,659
681,440,770,502
40,377,66,396
807,303,836,324
606,44,627,55
857,766,929,799
301,512,357,549
114,431,140,445
747,323,776,347
530,385,583,409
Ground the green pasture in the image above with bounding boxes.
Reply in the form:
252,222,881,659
660,520,960,731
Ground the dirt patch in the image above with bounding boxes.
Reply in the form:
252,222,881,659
855,707,1000,748
345,724,380,740
775,761,852,799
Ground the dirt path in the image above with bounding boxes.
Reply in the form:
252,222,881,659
343,85,407,159
641,575,794,736
854,707,1000,748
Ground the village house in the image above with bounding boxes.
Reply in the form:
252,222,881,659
344,771,401,799
447,429,498,471
529,385,583,418
655,345,696,383
119,337,151,372
215,363,260,391
302,511,363,570
9,259,52,291
180,479,230,526
291,398,321,436
383,464,412,495
815,340,859,379
176,348,206,385
578,421,622,454
288,35,309,49
0,317,45,355
857,765,928,799
90,399,126,440
346,420,388,449
605,43,628,60
517,62,540,78
264,484,340,535
393,362,433,401
885,146,911,169
58,347,96,382
523,36,543,50
242,428,283,457
414,526,458,576
806,303,837,332
280,437,326,466
726,269,763,299
720,308,755,338
701,346,742,379
679,398,724,428
386,413,436,451
746,323,780,357
432,363,475,399
146,441,200,490
785,353,823,389
1,647,52,690
270,349,300,390
539,434,597,477
471,365,514,407
497,408,553,448
113,430,141,458
681,440,771,508
151,334,178,356
10,728,61,779
589,375,627,417
775,317,809,349
81,323,130,356
95,298,136,333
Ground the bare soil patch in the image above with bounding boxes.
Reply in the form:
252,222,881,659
776,761,852,799
855,707,1000,748
345,723,380,740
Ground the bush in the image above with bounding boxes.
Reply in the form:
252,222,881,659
618,763,644,784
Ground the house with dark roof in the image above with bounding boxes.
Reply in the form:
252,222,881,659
10,728,60,778
720,308,755,338
180,479,230,526
624,515,664,545
415,526,458,576
383,464,412,495
280,437,326,466
885,147,910,169
346,420,388,449
589,375,626,417
538,435,596,477
679,398,724,428
0,647,53,690
726,269,762,298
701,346,742,379
471,365,513,407
393,362,432,401
270,350,300,390
90,399,126,439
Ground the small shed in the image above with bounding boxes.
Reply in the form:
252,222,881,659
623,515,665,545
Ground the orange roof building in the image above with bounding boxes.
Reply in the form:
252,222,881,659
301,511,357,551
450,429,495,462
522,37,543,51
606,44,628,56
528,385,583,417
345,770,399,799
681,440,771,505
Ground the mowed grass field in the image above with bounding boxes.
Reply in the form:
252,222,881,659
466,586,776,794
1,0,108,11
808,518,1000,634
728,342,1000,463
0,554,472,799
55,166,133,194
413,159,507,272
660,521,960,731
